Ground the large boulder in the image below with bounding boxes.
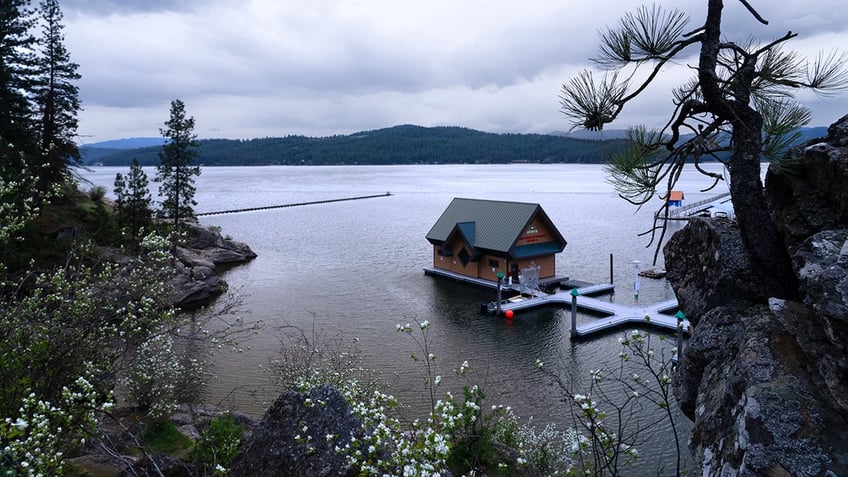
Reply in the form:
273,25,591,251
228,385,362,477
182,222,258,265
792,229,848,325
170,222,257,308
674,299,848,476
663,217,769,325
667,115,848,476
766,114,848,253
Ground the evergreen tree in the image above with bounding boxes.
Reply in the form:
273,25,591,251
113,171,126,226
31,0,81,190
559,0,848,298
155,99,200,243
0,0,38,166
114,159,152,247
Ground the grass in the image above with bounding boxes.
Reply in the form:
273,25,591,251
141,421,195,457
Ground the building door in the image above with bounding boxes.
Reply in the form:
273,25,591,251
511,263,520,283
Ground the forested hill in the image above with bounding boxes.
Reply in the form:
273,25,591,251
81,125,630,166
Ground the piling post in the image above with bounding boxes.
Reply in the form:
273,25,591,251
570,287,580,338
632,260,641,303
496,271,504,314
609,253,614,284
675,311,686,358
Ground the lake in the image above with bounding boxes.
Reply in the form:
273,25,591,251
80,163,726,473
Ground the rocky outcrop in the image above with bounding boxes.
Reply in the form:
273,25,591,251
229,385,362,477
667,115,848,476
674,298,848,476
766,120,848,255
663,217,769,326
170,222,257,309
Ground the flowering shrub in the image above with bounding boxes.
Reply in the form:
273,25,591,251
194,413,244,476
517,418,583,476
0,232,206,474
268,318,686,476
0,373,110,476
535,319,686,476
123,333,183,421
0,160,61,244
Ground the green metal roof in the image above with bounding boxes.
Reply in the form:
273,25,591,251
426,197,566,255
456,221,476,249
512,242,565,259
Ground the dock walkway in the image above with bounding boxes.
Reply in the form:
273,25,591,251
656,192,732,221
425,267,690,338
497,291,687,337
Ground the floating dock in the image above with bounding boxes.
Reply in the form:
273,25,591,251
492,290,688,337
656,192,734,221
424,267,690,338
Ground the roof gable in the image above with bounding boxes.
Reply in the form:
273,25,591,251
426,198,566,254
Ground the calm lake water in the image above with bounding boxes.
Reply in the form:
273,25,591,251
80,163,728,474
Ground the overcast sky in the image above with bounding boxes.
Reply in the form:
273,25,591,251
60,0,848,142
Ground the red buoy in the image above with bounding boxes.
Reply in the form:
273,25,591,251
505,309,514,319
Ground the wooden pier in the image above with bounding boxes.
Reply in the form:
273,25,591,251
425,267,690,338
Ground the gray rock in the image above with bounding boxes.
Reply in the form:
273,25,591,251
229,385,361,477
668,115,848,476
674,301,848,476
792,229,848,324
175,246,215,269
663,217,769,325
766,114,848,254
169,222,256,308
196,247,253,265
186,223,225,249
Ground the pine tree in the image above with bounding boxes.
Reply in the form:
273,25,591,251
31,0,81,190
113,171,127,227
125,159,152,246
559,0,848,298
155,99,200,245
0,0,38,166
114,160,154,249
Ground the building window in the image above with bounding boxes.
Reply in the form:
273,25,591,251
488,259,499,268
458,247,471,267
438,246,453,257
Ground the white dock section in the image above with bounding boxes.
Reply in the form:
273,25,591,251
424,266,689,338
500,292,689,337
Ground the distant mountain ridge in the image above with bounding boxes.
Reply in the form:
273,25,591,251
80,125,630,166
83,137,167,149
80,124,831,167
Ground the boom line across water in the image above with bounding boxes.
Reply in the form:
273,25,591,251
196,192,392,216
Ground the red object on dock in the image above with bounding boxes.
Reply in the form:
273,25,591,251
505,309,514,319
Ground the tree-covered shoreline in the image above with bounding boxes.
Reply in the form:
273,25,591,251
82,125,632,166
80,123,830,168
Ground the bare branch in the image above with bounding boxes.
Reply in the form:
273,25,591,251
737,0,769,25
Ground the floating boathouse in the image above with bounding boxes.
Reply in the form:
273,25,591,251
424,197,567,284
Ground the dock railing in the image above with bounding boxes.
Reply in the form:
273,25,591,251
657,192,731,220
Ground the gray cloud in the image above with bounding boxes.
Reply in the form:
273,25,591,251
60,0,848,141
61,0,209,15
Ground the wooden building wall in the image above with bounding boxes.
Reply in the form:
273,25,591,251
432,247,556,281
